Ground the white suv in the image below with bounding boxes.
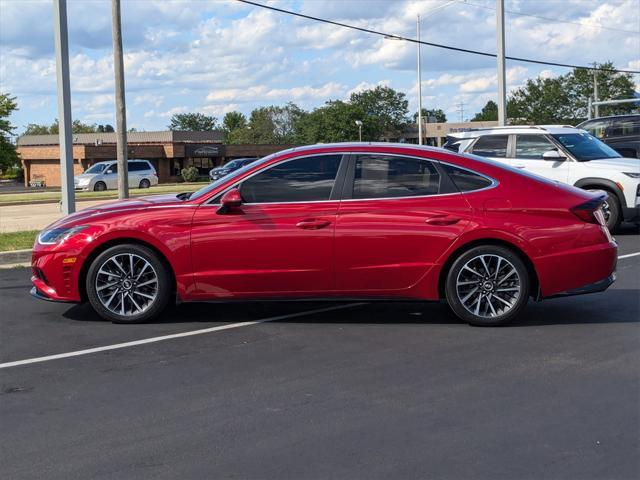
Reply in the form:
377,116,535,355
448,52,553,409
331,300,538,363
444,126,640,231
74,160,159,192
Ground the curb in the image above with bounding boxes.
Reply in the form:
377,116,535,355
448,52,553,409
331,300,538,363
0,249,31,266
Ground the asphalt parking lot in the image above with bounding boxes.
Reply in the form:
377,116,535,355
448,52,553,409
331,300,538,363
1,229,639,480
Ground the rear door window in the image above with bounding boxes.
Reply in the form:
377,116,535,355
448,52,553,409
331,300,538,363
514,135,557,160
351,154,441,199
470,135,509,158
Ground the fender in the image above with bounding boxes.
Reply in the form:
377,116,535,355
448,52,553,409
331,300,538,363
573,178,626,207
78,227,195,299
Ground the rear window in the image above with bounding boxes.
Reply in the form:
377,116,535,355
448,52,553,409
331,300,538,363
128,161,149,172
352,154,441,199
441,164,493,192
471,135,509,158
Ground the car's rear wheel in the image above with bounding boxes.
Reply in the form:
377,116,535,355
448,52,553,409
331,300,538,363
94,181,107,192
86,244,171,323
139,178,151,189
445,245,530,326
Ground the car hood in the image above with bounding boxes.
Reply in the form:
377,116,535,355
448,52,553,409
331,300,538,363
211,167,230,174
580,157,640,171
46,194,186,229
74,173,98,181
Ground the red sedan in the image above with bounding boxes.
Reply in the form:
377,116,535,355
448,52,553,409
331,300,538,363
31,143,617,326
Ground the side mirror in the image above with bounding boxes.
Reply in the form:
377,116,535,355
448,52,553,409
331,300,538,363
217,187,242,214
106,169,114,174
542,149,566,161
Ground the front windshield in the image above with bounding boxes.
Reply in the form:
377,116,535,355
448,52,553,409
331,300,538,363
552,132,621,161
189,155,273,201
224,160,242,169
84,163,108,174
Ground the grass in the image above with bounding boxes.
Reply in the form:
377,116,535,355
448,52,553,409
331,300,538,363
0,230,39,251
0,182,209,205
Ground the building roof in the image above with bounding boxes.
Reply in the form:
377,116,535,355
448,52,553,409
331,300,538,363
17,130,224,146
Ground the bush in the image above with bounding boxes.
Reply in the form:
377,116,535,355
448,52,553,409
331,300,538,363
181,166,199,182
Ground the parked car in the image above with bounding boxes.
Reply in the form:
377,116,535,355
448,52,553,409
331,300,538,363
209,158,257,181
32,143,617,326
577,114,640,159
74,160,158,191
443,126,640,231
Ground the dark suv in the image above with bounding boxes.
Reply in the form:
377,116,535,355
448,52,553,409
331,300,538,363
578,114,640,158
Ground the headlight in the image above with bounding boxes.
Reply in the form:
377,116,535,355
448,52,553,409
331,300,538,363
623,172,640,178
77,178,91,185
38,226,88,245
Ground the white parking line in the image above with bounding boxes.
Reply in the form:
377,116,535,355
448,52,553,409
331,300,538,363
619,252,640,260
0,303,365,370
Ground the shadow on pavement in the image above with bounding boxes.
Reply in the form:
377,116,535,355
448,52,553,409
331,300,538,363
62,289,639,327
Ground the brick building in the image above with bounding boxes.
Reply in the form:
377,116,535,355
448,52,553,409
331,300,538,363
16,131,291,187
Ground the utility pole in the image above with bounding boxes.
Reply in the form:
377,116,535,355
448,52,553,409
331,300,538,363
496,0,507,126
355,120,363,141
52,0,75,214
593,70,599,118
111,0,128,199
455,102,466,123
417,14,423,145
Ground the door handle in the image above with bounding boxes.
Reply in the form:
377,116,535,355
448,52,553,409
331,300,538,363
514,164,526,169
425,215,461,226
296,219,332,230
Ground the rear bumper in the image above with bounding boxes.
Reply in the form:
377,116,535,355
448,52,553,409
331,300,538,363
535,240,617,298
545,272,616,299
622,206,640,223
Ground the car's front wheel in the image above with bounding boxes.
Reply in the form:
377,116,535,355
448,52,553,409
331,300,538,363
86,244,171,323
445,245,530,326
93,181,107,192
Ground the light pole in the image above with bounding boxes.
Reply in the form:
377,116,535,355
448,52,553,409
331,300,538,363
496,0,507,126
52,0,75,214
355,120,363,141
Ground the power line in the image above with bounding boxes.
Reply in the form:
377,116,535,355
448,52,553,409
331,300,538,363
236,0,640,74
457,0,640,35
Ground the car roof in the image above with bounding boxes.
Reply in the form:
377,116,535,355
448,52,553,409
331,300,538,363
446,125,583,139
93,159,149,164
270,142,456,157
580,114,640,122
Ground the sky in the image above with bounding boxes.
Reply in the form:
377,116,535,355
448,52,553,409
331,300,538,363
1,0,639,134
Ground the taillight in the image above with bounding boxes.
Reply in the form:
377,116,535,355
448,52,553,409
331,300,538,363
571,193,607,225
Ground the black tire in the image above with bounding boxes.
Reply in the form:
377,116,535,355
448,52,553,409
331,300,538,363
94,181,107,192
445,245,530,326
139,178,151,189
603,193,621,233
85,244,171,323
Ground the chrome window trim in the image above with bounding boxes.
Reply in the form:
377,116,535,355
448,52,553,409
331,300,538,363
201,151,499,207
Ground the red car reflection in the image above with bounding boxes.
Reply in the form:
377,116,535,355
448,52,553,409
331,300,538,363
31,143,617,326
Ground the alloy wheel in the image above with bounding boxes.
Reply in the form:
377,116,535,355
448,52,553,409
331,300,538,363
455,254,522,319
95,253,158,317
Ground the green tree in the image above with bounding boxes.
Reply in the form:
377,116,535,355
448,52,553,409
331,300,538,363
297,100,367,143
471,100,498,121
508,61,636,124
0,93,19,173
567,62,636,119
227,103,306,144
23,123,51,135
23,119,98,135
222,111,247,134
97,124,115,132
349,86,409,139
168,112,218,131
413,108,447,123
